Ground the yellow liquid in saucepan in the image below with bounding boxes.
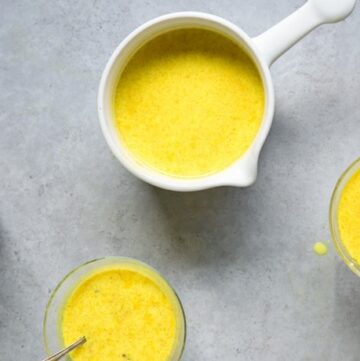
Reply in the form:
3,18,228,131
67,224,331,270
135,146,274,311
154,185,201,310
113,28,265,177
338,168,360,263
61,265,181,361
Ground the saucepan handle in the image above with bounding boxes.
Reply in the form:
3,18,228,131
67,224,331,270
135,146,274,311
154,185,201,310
253,0,357,66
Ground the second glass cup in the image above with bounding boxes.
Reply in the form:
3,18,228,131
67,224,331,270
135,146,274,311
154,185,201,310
330,157,360,277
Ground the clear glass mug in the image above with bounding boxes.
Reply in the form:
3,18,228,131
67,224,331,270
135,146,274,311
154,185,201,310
43,257,187,360
330,158,360,277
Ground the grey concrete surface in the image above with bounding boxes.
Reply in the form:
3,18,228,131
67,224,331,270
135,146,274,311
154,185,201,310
1,0,360,360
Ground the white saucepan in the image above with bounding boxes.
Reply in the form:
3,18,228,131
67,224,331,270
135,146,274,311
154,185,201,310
98,0,356,191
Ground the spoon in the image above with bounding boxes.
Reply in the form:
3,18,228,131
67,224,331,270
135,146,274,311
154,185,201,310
42,336,86,361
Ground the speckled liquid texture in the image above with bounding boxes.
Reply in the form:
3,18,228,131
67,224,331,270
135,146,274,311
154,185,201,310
114,28,264,177
338,168,360,263
62,266,178,361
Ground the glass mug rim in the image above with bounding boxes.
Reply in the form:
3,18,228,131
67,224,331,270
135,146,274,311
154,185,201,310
43,257,187,361
329,157,360,277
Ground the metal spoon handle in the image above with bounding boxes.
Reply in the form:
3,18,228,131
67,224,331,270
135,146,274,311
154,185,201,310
42,336,86,361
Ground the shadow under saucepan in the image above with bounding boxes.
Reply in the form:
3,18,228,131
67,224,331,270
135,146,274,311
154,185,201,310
150,185,257,269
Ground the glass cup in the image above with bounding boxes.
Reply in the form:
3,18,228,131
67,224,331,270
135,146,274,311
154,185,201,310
43,257,186,360
329,157,360,277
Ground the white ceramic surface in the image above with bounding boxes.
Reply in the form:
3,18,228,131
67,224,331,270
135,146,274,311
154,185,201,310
98,0,356,191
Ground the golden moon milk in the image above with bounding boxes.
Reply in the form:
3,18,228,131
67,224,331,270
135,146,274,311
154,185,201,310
113,28,265,177
338,168,360,263
61,263,184,361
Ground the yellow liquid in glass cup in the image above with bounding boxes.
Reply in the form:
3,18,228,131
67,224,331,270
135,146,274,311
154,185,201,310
43,258,186,361
330,158,360,276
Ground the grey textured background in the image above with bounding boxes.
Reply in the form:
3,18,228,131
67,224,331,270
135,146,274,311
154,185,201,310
1,0,360,360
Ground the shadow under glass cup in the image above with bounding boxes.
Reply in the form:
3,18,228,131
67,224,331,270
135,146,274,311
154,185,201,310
43,257,186,361
330,158,360,277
